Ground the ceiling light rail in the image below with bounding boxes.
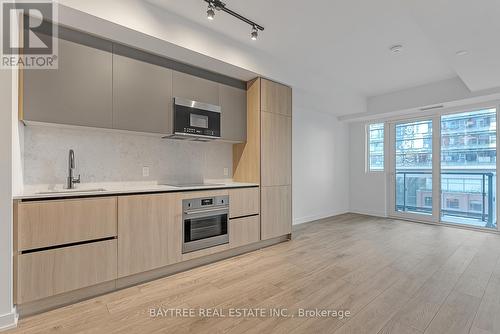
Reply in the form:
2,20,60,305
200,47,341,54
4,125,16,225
204,0,264,40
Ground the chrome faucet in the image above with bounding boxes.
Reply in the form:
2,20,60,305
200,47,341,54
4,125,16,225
66,149,81,189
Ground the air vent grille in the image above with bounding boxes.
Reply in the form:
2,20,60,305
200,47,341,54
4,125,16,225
420,105,444,111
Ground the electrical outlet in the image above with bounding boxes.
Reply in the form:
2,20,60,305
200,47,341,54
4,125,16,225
223,167,229,176
142,166,150,177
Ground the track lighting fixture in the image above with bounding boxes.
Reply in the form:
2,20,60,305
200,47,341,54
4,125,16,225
251,26,258,40
206,2,215,20
203,0,264,40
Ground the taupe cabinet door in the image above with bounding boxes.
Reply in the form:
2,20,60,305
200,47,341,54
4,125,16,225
113,54,173,134
172,71,219,105
23,37,113,128
220,84,247,142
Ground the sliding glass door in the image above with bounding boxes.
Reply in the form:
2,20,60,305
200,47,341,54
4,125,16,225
389,106,498,230
440,108,497,229
391,118,437,222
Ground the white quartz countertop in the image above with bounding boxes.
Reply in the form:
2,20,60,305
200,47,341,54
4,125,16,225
14,181,259,200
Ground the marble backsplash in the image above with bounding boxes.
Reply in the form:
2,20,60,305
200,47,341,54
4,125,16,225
23,124,233,186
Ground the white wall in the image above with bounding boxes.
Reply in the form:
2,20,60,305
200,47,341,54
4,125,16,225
293,108,350,224
348,122,387,217
0,69,16,329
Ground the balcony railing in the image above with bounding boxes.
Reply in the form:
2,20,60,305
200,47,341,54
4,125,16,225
395,170,495,228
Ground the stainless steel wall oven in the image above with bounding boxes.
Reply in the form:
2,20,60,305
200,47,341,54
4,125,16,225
182,195,229,253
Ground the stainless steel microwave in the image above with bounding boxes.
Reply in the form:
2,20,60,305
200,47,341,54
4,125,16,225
169,97,221,140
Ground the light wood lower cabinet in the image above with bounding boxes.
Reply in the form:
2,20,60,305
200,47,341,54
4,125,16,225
229,187,259,218
230,215,260,248
14,188,266,307
16,240,117,304
16,197,117,251
117,193,182,277
261,185,292,240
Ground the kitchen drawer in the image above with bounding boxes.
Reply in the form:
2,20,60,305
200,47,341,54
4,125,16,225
16,197,117,251
229,187,259,218
16,239,117,304
230,215,260,248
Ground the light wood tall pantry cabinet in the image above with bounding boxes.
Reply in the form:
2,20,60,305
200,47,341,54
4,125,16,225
260,79,292,239
234,78,292,241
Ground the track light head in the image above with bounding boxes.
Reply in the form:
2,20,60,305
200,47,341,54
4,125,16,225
207,3,215,20
251,26,258,40
202,0,264,40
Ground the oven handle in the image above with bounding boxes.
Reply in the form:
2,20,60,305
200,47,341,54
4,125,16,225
184,206,229,215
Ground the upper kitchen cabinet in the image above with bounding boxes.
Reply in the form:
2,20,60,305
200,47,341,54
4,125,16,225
219,84,247,142
172,71,220,106
112,48,173,134
261,78,292,116
21,34,113,128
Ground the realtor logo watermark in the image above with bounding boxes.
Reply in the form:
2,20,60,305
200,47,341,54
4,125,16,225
1,0,58,69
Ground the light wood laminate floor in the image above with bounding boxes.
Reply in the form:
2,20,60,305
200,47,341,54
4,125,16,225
7,214,500,334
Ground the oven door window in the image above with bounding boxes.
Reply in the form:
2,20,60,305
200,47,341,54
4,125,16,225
190,113,209,129
185,214,228,242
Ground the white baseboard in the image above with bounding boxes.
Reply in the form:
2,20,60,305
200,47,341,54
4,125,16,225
0,308,18,331
349,209,387,218
293,210,348,225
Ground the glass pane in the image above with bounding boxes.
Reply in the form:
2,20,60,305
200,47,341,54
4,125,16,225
441,108,497,229
369,123,384,171
395,120,433,214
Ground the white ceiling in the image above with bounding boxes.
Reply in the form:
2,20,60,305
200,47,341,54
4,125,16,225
408,0,500,92
147,0,500,98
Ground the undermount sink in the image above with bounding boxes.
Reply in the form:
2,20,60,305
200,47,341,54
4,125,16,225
35,188,107,195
